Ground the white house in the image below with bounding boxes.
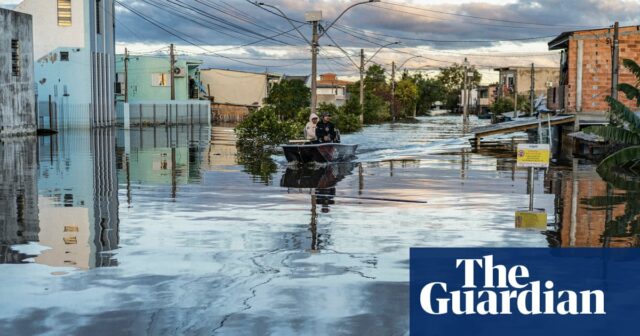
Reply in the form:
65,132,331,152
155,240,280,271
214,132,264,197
15,0,116,128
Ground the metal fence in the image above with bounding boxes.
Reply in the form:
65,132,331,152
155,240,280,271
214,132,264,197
117,100,211,128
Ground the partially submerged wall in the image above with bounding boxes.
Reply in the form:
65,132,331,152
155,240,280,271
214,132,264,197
0,9,36,137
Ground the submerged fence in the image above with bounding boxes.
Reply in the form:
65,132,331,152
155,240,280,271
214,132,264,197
117,100,211,128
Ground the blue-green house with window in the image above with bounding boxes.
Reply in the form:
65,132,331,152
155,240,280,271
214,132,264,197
115,55,205,102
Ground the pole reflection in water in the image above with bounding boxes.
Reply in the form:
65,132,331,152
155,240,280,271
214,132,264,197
280,163,356,251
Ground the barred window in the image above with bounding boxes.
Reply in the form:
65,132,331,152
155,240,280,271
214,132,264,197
11,39,20,77
57,0,72,26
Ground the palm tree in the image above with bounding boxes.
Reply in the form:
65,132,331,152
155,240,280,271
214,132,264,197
585,59,640,173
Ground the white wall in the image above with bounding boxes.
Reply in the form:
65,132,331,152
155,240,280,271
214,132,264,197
15,0,85,60
200,69,268,106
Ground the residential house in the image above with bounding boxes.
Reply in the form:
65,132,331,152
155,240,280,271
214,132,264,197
548,25,640,123
15,0,116,128
316,73,351,107
0,8,36,136
494,67,560,101
200,68,281,122
115,55,204,102
458,85,497,114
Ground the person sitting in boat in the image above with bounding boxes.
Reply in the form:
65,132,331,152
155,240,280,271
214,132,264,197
304,113,319,142
315,112,340,143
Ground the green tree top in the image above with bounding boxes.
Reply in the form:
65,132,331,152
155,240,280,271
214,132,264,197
264,79,311,120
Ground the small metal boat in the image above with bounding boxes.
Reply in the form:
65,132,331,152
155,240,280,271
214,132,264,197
282,143,358,164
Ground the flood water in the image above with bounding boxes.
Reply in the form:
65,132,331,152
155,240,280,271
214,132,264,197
1,116,638,335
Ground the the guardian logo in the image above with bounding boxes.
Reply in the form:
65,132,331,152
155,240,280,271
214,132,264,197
420,255,606,315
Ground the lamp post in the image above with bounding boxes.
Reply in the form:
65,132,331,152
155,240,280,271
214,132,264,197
257,0,380,115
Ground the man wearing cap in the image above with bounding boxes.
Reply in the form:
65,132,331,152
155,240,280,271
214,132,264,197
315,112,338,143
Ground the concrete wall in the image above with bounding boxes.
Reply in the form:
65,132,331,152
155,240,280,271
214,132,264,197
16,0,116,128
200,69,268,106
565,27,640,116
0,8,36,137
497,67,559,97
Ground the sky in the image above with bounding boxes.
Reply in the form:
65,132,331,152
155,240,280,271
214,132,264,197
2,0,639,83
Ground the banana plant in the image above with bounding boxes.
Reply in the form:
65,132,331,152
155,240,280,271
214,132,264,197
585,59,640,174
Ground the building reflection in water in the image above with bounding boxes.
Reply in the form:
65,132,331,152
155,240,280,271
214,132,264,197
0,136,39,263
0,129,119,268
116,125,210,201
36,128,120,268
280,163,355,251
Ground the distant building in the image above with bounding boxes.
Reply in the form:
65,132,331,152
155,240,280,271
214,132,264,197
458,85,497,114
15,0,116,128
494,66,559,100
548,25,640,123
316,73,352,107
0,8,36,137
115,55,204,101
200,68,281,122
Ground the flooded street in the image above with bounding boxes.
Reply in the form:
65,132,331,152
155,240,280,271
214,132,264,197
1,116,637,335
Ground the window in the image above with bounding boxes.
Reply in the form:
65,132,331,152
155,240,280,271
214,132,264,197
57,0,72,26
11,39,20,77
60,51,69,61
96,0,101,34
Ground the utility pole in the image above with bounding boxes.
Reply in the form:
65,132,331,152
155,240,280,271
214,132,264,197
310,20,319,115
391,61,396,121
359,48,365,123
611,21,620,124
530,63,535,117
124,48,129,103
462,58,469,125
169,43,176,101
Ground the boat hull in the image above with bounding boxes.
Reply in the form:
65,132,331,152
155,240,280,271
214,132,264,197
282,143,358,164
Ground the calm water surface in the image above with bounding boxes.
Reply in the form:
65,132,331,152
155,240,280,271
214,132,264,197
1,116,638,335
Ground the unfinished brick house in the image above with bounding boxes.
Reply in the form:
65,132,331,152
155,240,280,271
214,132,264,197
548,25,640,124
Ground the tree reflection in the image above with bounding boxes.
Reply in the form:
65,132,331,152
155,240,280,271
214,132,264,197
236,148,278,185
582,167,640,247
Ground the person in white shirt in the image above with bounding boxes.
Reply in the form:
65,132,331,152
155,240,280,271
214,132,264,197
304,113,319,142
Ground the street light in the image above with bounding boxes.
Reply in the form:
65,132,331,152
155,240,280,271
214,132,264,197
325,40,399,122
257,0,379,115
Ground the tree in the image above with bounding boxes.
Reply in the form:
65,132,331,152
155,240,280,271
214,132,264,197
438,64,482,110
491,97,514,114
395,77,419,118
585,58,640,173
235,106,302,150
345,64,391,124
414,74,446,115
264,79,310,120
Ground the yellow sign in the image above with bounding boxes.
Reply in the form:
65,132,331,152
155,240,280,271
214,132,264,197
516,144,550,168
515,210,547,230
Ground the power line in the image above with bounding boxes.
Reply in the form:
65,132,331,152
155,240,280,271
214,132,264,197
381,1,594,28
115,0,310,68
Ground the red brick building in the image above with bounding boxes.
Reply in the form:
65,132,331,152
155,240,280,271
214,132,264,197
548,25,640,123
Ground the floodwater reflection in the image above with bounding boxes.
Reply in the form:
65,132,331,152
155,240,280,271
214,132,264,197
0,117,639,335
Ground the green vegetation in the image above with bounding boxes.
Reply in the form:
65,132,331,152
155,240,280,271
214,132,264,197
491,97,514,114
235,106,302,150
236,63,484,148
585,59,640,173
264,79,311,120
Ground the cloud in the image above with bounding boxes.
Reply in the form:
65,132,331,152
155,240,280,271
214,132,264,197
113,0,639,75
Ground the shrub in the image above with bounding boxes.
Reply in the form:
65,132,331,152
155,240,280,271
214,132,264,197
235,106,302,150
